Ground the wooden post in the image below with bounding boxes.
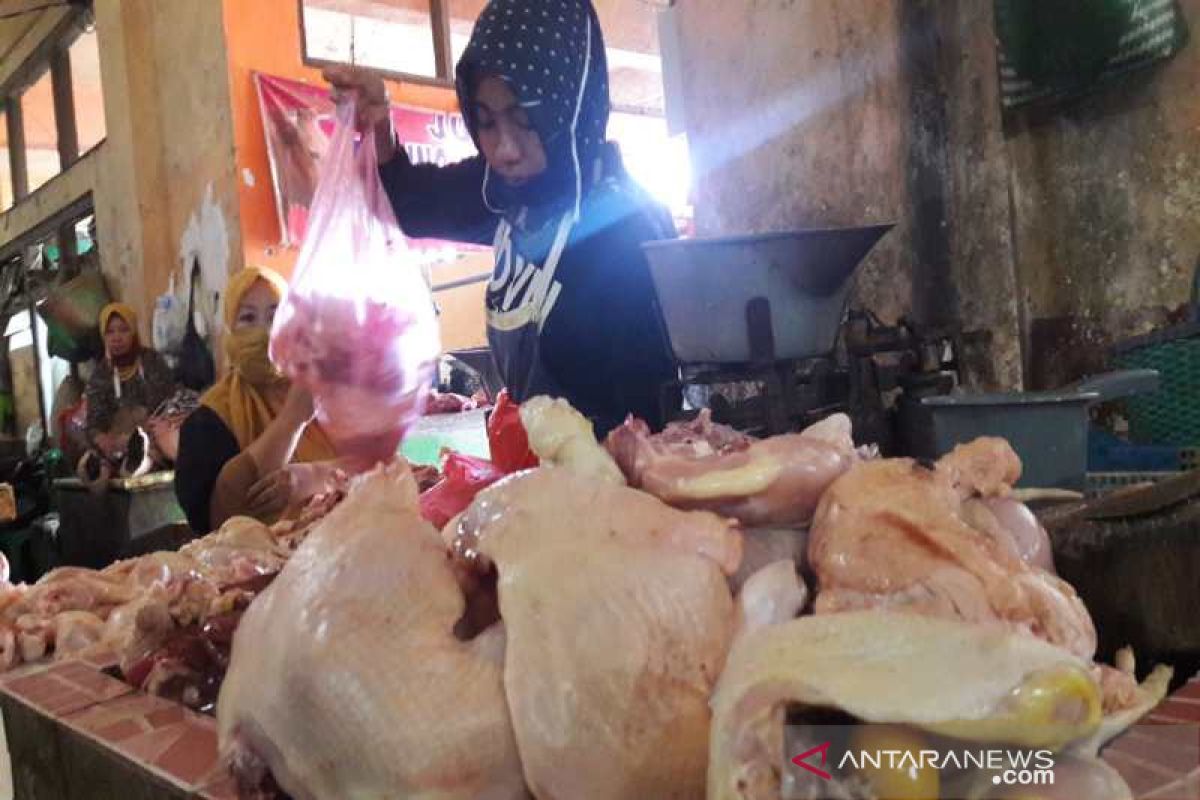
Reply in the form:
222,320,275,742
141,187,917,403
431,0,454,81
50,45,79,168
5,97,28,202
23,266,49,446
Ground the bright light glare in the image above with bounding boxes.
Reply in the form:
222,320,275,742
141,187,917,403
609,112,691,216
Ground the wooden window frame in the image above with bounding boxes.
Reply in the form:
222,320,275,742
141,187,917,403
298,0,456,89
1,9,97,209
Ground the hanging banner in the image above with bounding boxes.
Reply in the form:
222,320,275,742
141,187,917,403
254,71,478,253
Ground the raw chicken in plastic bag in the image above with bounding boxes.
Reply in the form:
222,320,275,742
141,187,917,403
271,100,439,465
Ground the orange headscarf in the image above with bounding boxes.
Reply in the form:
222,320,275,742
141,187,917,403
199,266,335,463
99,302,142,381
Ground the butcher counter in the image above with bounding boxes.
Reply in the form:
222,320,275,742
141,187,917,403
1,653,1198,799
53,474,190,570
0,647,236,799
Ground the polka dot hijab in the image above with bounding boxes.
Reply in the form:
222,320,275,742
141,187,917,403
455,0,611,222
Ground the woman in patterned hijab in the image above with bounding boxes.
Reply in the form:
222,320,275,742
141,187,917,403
327,0,680,436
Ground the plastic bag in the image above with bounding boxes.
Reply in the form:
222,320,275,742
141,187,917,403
419,451,507,529
152,275,189,359
36,269,111,362
487,390,539,473
271,100,439,464
178,260,216,392
145,389,201,464
57,394,90,469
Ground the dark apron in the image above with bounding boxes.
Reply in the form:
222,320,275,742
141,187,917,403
486,214,575,402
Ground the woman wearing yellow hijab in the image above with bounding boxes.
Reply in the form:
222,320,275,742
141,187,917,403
174,266,336,532
81,302,177,479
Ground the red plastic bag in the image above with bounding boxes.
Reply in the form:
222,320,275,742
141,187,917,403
419,452,506,529
487,390,539,473
271,100,439,465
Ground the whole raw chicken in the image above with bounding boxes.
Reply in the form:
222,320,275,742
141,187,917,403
605,410,858,526
452,467,743,799
809,438,1097,659
217,462,524,800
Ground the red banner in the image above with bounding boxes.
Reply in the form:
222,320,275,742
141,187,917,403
254,72,479,253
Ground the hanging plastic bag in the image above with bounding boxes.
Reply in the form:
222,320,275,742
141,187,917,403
271,100,440,465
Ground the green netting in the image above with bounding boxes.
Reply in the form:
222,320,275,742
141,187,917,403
1114,337,1200,446
995,0,1190,108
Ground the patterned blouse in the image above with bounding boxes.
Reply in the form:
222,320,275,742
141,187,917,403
85,349,177,436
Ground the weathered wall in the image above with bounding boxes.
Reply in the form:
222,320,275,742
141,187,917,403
90,0,170,329
152,0,243,330
1006,0,1200,388
675,0,911,320
673,0,1024,390
87,0,241,337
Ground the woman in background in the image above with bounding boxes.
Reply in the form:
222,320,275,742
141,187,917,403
174,266,338,533
80,303,176,481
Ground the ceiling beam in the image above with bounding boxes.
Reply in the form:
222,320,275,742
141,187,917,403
0,4,75,95
0,1,71,17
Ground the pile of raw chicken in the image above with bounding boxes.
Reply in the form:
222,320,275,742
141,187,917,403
0,397,1168,798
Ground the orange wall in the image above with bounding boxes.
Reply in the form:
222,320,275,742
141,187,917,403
221,0,459,280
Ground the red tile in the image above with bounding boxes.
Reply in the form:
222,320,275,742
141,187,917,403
48,660,119,694
46,660,130,703
1104,729,1200,772
1105,726,1200,775
154,722,220,786
146,706,188,729
93,717,145,744
65,691,175,738
193,774,241,800
2,666,129,717
1105,750,1184,798
1175,681,1200,703
1153,711,1200,726
4,672,72,703
1142,772,1200,800
79,647,121,670
1154,701,1200,725
0,658,52,686
121,724,186,765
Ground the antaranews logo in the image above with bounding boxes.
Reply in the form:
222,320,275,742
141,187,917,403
791,739,1056,792
791,742,833,780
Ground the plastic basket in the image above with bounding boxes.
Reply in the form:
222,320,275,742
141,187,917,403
1086,471,1184,498
1112,322,1200,447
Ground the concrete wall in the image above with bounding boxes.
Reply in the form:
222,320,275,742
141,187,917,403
90,0,242,337
673,0,1197,391
673,0,1023,390
675,0,910,322
0,1,242,343
1006,0,1200,388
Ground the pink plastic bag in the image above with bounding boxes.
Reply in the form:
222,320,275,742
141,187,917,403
271,101,439,464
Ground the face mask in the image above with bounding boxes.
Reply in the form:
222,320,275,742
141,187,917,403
226,327,283,386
